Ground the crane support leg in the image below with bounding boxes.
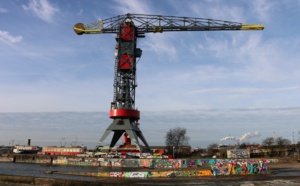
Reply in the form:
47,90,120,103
97,117,151,152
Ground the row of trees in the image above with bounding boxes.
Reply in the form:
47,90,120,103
165,127,295,150
262,137,292,147
165,127,299,158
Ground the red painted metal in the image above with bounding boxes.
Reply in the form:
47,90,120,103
109,109,140,119
120,23,135,41
119,54,133,69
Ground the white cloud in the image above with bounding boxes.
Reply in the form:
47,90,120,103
112,0,151,14
251,0,276,22
22,0,59,23
0,30,23,43
1,108,299,148
190,29,300,84
107,1,178,60
188,1,245,22
142,34,177,60
0,7,8,13
190,86,300,95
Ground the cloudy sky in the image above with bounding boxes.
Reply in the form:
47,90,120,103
0,0,300,148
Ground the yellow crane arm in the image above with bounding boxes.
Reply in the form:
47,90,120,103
241,24,265,30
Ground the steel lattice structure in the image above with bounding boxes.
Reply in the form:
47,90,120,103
74,13,264,35
74,13,264,153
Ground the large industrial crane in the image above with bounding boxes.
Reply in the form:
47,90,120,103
74,13,264,152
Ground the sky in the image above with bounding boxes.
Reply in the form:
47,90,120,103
0,0,300,148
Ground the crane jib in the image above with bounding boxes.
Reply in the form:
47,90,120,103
73,14,265,35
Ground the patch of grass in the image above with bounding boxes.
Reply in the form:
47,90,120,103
0,175,34,184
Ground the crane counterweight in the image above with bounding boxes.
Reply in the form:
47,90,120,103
73,23,85,35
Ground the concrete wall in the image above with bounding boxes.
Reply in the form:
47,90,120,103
59,158,269,178
0,154,276,177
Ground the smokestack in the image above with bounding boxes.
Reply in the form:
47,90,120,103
27,139,31,146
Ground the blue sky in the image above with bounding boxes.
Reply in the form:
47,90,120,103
0,0,300,148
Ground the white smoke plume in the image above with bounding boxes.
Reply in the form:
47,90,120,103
220,136,238,141
220,131,261,142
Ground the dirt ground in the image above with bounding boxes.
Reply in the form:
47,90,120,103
267,157,300,169
0,158,300,186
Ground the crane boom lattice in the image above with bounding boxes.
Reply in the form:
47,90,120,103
74,13,264,35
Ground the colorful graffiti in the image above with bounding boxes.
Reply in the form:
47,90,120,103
53,158,270,178
53,157,68,165
124,172,149,178
150,158,186,168
47,157,273,174
6,155,277,167
64,170,213,178
210,159,268,176
151,171,174,178
123,159,139,167
139,159,151,168
227,149,250,158
6,155,275,178
93,170,212,178
97,172,110,177
110,159,124,167
110,172,123,177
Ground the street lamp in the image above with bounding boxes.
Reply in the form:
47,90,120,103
173,146,175,159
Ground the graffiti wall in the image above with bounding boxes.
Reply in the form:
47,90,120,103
3,155,275,177
52,156,99,166
210,159,268,175
59,162,267,178
37,156,274,174
53,158,271,178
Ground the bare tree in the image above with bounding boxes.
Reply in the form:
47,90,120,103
207,143,218,150
207,143,219,156
262,137,275,147
239,142,247,149
275,137,291,147
165,127,190,149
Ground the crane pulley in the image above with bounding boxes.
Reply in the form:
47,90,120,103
74,13,264,152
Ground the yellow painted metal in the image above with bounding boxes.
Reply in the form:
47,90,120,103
73,20,104,34
73,27,102,34
152,26,163,33
241,24,265,30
